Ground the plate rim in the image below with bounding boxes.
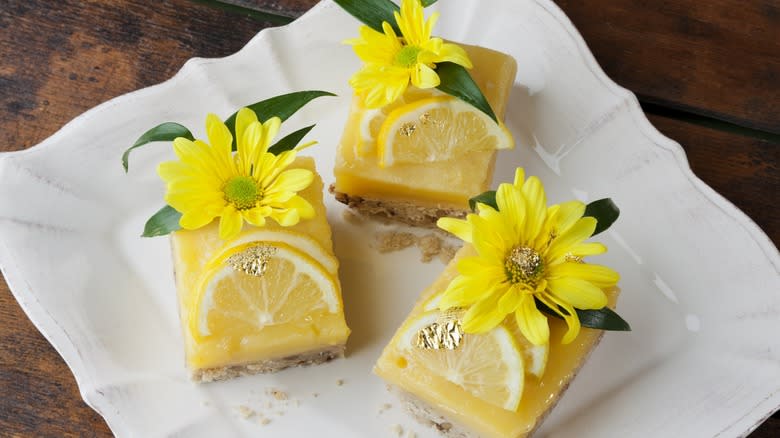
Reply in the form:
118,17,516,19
0,0,778,436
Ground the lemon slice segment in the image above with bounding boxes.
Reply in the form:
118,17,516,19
423,293,549,379
357,88,444,156
377,96,514,167
191,241,340,343
215,229,338,275
397,312,524,411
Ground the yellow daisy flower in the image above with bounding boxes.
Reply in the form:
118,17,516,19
158,108,315,241
437,168,620,346
346,0,473,108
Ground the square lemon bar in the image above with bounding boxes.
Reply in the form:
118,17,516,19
332,44,517,226
171,157,350,382
375,245,620,437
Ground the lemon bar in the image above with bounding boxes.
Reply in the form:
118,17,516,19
171,157,350,382
332,44,517,226
375,245,620,437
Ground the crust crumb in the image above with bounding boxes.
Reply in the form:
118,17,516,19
269,388,289,401
391,424,404,436
238,405,255,419
374,231,460,263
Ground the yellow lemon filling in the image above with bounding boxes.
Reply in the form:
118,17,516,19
334,43,518,210
172,157,350,371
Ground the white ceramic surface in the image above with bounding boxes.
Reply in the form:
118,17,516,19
0,0,778,437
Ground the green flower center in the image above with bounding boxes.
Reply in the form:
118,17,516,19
394,45,423,68
505,246,544,285
223,176,259,210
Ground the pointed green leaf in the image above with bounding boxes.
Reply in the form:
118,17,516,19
468,190,497,212
583,198,620,236
536,299,631,331
224,90,335,150
333,0,401,34
436,62,498,123
421,0,439,6
268,124,316,155
575,307,631,331
142,205,182,237
122,123,193,172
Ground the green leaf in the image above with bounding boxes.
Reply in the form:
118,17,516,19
583,198,620,236
224,90,335,150
142,205,182,237
268,124,316,155
536,299,631,331
436,62,498,123
122,123,193,172
421,0,439,6
576,307,631,331
333,0,401,34
468,190,497,212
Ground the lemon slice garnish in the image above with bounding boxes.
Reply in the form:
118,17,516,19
190,241,340,343
377,96,514,167
397,311,524,411
423,293,549,379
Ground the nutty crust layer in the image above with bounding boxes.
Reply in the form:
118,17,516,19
330,184,467,227
191,344,346,383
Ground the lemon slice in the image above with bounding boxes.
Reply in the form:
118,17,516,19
377,96,514,167
216,229,338,275
423,293,549,379
397,311,524,411
356,88,444,156
190,241,340,342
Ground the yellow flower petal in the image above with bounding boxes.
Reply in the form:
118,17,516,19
436,42,473,68
457,256,504,278
411,63,440,88
437,217,472,243
205,113,234,169
547,277,608,310
470,214,507,263
496,182,525,237
439,276,505,310
179,209,215,230
521,176,547,242
270,207,300,227
538,292,581,344
218,205,243,240
285,195,315,220
264,168,314,194
498,286,522,315
546,216,597,260
548,263,620,288
515,294,549,346
241,206,271,227
513,168,526,187
556,200,586,234
462,291,506,334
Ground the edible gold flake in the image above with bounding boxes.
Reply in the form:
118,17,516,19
227,244,277,276
418,112,431,124
415,309,464,350
399,122,417,137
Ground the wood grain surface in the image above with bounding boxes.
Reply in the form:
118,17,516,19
0,0,777,436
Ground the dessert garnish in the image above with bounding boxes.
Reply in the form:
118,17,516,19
121,91,335,239
437,167,630,349
335,0,497,121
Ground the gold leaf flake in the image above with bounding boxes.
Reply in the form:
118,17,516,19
227,244,277,276
415,310,464,350
399,122,417,137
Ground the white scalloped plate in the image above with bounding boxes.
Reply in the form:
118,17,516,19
0,1,778,436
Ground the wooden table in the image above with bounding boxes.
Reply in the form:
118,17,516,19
0,0,777,435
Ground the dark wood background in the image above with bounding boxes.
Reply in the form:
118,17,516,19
0,0,777,436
